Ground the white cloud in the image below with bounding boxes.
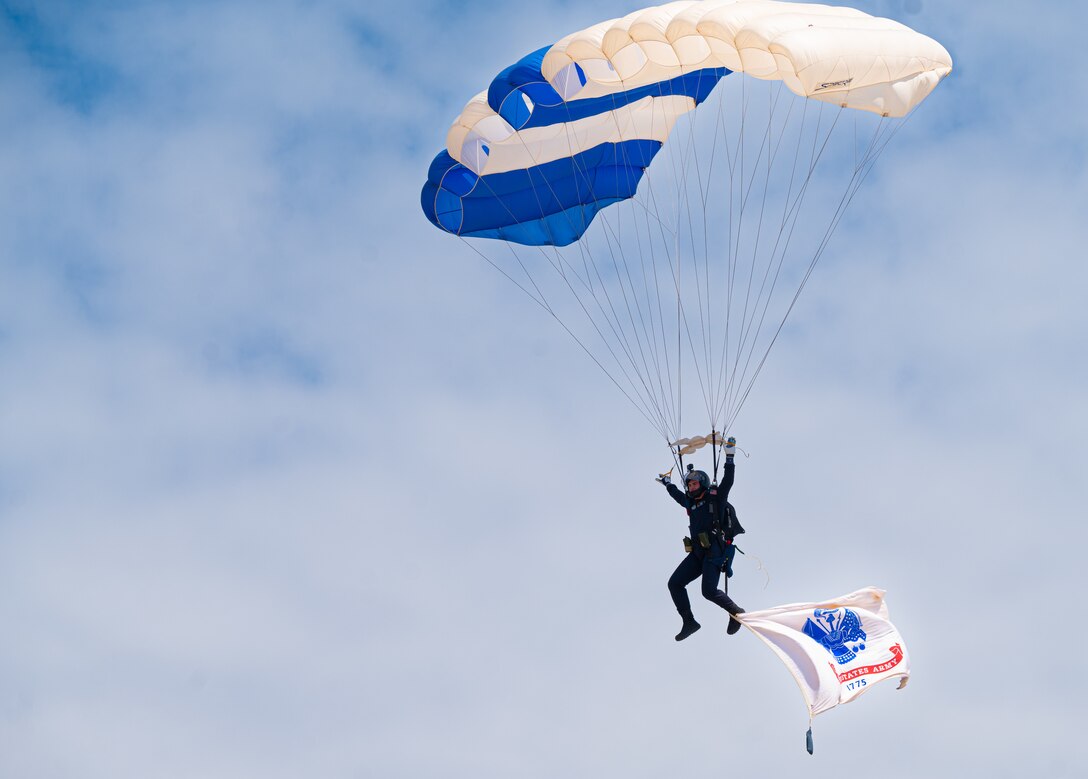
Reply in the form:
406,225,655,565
1,1,1086,776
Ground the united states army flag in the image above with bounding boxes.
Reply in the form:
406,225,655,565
736,587,911,721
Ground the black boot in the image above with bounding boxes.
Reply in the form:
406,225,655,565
726,608,745,636
675,612,701,641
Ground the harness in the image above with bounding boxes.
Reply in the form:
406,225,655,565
685,488,736,539
683,487,740,575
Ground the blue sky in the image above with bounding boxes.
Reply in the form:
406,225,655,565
1,1,1086,776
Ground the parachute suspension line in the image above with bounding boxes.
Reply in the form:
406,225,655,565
548,255,675,439
455,80,913,445
684,78,720,431
651,79,695,441
741,84,792,353
455,237,665,436
670,194,678,443
604,140,678,435
455,234,549,312
567,79,705,441
586,214,680,438
501,81,730,442
711,80,750,429
678,79,713,423
715,94,820,424
594,90,691,439
718,73,755,425
627,161,681,439
609,127,675,434
711,77,736,432
734,85,777,366
627,126,685,439
648,70,735,441
712,82,796,420
673,73,720,430
720,102,845,427
712,89,738,429
556,240,674,439
628,107,696,441
720,111,908,431
630,95,707,442
467,150,673,439
730,71,754,302
697,78,723,429
635,72,720,443
617,100,674,437
503,111,676,439
720,88,825,423
635,71,725,442
423,0,953,470
635,154,682,438
699,75,732,428
718,80,790,421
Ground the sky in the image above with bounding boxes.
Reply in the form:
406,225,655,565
1,1,1086,777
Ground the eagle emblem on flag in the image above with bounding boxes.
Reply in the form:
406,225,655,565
803,607,868,664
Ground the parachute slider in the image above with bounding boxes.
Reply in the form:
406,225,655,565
670,431,727,455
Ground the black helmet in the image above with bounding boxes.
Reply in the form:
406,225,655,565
685,469,710,496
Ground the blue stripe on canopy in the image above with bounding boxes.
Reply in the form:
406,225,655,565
422,43,732,246
422,139,662,246
488,51,728,130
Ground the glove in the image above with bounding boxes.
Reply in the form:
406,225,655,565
657,473,672,486
725,436,736,459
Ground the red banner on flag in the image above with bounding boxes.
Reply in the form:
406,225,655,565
830,643,905,683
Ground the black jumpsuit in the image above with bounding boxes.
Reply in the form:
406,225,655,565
664,462,742,619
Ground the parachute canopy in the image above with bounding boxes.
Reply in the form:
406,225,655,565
421,1,952,450
422,0,951,246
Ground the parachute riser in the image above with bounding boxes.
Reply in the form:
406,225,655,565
710,428,720,486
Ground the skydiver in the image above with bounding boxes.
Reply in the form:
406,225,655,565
657,436,745,641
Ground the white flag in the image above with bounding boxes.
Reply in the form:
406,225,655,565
739,587,910,719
